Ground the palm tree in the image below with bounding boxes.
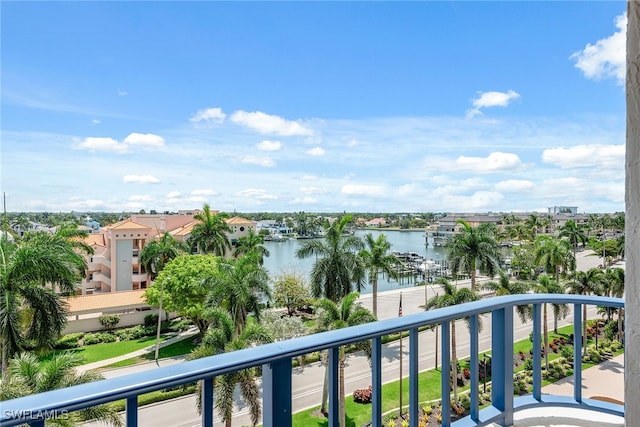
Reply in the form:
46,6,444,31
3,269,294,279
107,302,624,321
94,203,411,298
205,252,272,336
425,278,480,400
602,267,625,341
534,235,575,283
533,274,565,371
446,220,502,290
315,292,376,426
140,232,188,280
189,204,232,256
295,215,365,302
54,221,95,257
558,220,587,260
566,268,604,355
0,236,84,374
359,233,399,317
0,352,123,426
482,270,532,322
189,308,272,427
234,228,270,264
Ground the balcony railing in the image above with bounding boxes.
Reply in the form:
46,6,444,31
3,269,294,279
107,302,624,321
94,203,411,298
0,294,624,427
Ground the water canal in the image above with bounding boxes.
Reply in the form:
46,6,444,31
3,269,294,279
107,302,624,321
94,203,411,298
262,229,450,294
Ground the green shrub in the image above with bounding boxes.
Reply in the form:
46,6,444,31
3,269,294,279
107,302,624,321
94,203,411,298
82,333,101,345
96,332,117,343
560,345,573,359
168,318,192,332
98,314,120,331
54,332,85,349
144,313,159,328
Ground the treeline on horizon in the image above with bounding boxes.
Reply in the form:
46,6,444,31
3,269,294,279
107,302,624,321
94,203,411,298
3,209,625,229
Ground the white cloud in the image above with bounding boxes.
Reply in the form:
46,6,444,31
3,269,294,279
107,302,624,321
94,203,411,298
236,188,278,200
74,133,165,153
290,197,318,204
91,119,101,125
123,133,165,148
191,189,217,196
306,147,325,156
239,155,276,167
570,13,626,84
454,152,523,173
466,90,520,118
301,174,317,181
122,174,160,184
299,186,326,194
341,184,387,197
166,191,181,198
190,107,226,124
230,110,314,136
117,89,128,96
128,195,155,202
542,144,624,168
257,140,282,151
75,137,128,153
494,179,535,192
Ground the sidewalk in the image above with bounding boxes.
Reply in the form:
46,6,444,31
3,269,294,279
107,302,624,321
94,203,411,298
77,326,199,373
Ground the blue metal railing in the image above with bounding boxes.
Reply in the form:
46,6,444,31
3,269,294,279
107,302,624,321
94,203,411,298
0,294,625,427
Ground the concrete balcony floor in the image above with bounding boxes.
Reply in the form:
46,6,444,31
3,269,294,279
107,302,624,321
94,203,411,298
491,353,624,427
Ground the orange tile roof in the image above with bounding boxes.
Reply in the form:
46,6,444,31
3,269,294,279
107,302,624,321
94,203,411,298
106,219,152,231
170,221,197,237
85,234,106,247
64,290,149,313
226,216,256,225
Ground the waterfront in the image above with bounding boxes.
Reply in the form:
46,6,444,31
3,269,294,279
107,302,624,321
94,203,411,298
262,229,449,294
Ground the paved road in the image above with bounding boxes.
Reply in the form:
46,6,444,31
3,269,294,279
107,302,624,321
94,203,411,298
83,251,621,426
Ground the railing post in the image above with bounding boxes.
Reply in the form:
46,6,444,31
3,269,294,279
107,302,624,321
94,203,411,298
532,304,542,401
328,346,340,427
469,314,479,422
125,396,138,426
409,328,419,427
573,303,583,403
263,358,292,427
201,377,214,427
441,320,451,427
492,307,514,426
372,337,382,427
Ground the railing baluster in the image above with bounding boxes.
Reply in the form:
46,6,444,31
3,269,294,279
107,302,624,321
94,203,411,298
328,346,340,427
533,304,542,401
492,307,514,426
372,336,382,427
409,328,419,427
125,396,137,426
441,320,451,427
469,314,479,422
574,303,583,403
201,377,214,427
263,358,292,427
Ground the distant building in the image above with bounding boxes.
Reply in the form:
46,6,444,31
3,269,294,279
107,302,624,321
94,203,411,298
548,206,578,215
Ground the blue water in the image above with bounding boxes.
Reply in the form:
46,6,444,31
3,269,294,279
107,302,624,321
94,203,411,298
263,229,449,294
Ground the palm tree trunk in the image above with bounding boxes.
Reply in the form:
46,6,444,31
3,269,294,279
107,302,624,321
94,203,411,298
582,304,588,356
320,351,329,415
372,277,378,317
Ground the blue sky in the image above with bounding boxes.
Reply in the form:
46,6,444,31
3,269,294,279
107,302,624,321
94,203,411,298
1,1,627,214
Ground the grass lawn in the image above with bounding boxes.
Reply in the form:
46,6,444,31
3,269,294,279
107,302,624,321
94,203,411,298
43,335,173,364
105,336,198,368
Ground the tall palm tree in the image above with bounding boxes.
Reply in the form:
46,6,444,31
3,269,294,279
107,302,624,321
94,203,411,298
54,221,95,257
189,204,232,256
0,352,123,426
0,236,84,374
534,235,575,283
446,220,502,290
315,292,376,426
558,220,587,260
566,268,604,355
524,214,545,239
425,278,480,400
296,215,365,302
140,232,188,280
359,233,399,317
189,308,272,427
234,228,270,264
482,270,532,322
602,267,625,342
205,252,272,336
533,274,565,371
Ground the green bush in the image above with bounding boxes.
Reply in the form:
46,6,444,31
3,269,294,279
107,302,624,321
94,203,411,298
144,313,159,328
54,332,85,349
82,333,101,345
96,332,117,343
168,318,192,332
98,314,121,331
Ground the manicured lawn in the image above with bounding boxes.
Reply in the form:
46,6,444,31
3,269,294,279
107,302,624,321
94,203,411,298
43,335,172,364
106,336,198,367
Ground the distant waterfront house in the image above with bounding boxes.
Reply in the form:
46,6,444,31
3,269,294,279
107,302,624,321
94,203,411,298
364,217,387,227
